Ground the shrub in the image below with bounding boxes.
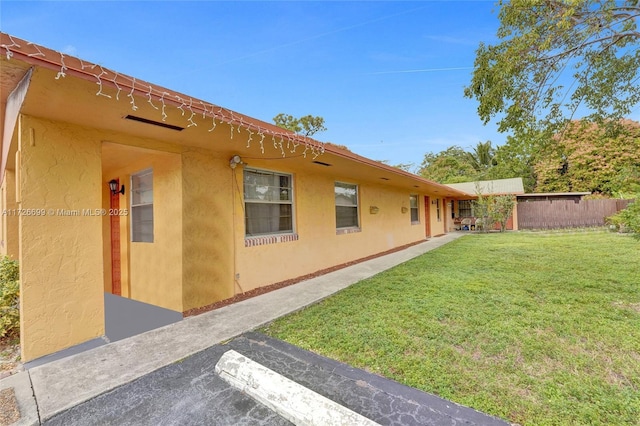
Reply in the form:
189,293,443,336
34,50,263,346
473,193,516,232
0,256,20,338
607,200,640,240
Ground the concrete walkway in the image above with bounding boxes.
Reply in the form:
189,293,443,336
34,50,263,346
3,232,467,425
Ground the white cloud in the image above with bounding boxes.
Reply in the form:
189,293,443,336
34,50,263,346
62,45,77,56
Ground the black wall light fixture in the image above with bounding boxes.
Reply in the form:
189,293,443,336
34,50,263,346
109,179,125,195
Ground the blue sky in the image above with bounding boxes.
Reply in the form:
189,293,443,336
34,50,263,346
2,1,504,169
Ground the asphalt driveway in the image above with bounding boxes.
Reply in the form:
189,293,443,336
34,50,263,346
44,332,508,426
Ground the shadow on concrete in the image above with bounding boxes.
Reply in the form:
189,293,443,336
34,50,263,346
104,293,182,342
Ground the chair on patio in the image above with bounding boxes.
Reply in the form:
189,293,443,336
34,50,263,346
460,218,472,231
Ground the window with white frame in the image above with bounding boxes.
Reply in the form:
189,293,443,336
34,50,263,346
335,182,359,229
436,198,441,222
131,169,154,243
244,168,293,236
410,195,419,223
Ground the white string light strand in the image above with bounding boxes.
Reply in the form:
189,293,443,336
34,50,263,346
199,101,207,119
111,72,122,100
246,129,253,149
238,118,245,139
159,92,169,121
1,35,326,159
187,98,197,127
79,59,93,70
0,35,20,59
147,85,159,110
55,52,67,79
175,96,186,116
128,77,138,111
94,66,112,98
26,42,44,58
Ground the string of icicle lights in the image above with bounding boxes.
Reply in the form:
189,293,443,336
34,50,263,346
0,33,325,159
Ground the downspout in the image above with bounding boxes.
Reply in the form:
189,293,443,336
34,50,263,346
2,68,32,184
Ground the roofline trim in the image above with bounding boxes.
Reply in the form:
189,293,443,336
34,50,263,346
0,33,324,155
0,32,466,195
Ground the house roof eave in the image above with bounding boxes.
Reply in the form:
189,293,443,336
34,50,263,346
0,32,467,197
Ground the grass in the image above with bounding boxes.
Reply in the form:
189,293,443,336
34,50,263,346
262,232,640,425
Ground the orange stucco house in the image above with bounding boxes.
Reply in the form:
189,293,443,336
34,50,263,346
0,33,468,362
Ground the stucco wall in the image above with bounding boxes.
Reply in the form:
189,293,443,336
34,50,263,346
1,170,19,258
13,113,455,360
235,161,429,292
181,149,234,311
102,143,183,312
18,115,104,361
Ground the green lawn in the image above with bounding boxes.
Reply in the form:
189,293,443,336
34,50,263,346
262,231,640,425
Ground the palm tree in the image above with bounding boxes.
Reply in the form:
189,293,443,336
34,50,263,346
467,141,496,176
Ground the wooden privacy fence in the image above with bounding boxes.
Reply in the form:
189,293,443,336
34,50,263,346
517,199,634,230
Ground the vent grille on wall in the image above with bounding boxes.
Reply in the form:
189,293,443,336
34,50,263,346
125,115,184,131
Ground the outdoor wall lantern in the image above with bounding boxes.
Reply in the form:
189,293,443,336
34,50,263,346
401,207,409,214
109,179,125,195
369,206,380,214
229,155,244,169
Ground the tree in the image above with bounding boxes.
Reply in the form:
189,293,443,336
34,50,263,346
419,143,500,183
534,119,640,195
392,163,416,173
418,146,477,183
379,160,417,173
492,194,517,232
273,113,327,137
487,137,538,192
466,141,496,177
464,1,640,137
473,192,516,233
608,200,640,240
472,194,493,233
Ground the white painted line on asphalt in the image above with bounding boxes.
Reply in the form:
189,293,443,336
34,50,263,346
215,350,380,426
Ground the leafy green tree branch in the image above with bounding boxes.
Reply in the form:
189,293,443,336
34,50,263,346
465,1,640,137
273,113,327,137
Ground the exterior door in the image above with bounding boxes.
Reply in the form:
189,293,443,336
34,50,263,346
443,198,449,233
424,196,431,238
110,179,122,295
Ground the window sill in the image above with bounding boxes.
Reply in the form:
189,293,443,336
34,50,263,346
336,227,361,235
411,221,421,225
245,233,299,247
